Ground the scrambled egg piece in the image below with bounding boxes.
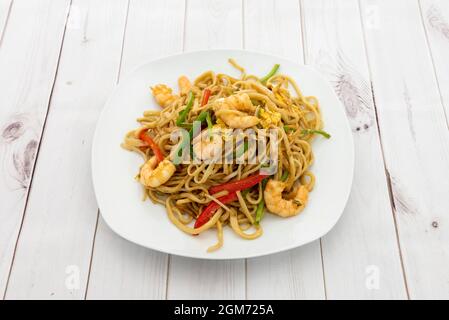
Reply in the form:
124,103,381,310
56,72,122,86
214,118,227,128
259,108,281,128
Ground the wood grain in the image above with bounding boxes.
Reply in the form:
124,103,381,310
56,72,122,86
86,0,185,299
167,0,247,300
301,0,407,299
0,0,71,298
0,0,12,43
4,0,129,300
420,0,449,125
167,257,245,299
0,0,448,300
361,0,449,299
244,0,325,300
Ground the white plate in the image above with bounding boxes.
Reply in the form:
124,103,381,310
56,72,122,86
92,50,354,260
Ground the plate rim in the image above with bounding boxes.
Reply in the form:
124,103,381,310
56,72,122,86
91,49,355,260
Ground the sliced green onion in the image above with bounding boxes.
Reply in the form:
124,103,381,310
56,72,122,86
283,125,295,133
301,129,331,139
176,91,195,126
260,64,280,84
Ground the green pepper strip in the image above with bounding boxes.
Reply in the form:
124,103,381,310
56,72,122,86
176,91,195,126
175,110,211,161
255,178,268,224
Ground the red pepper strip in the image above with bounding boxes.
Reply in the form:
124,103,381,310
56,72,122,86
194,192,238,229
209,174,268,195
201,89,211,106
138,129,164,163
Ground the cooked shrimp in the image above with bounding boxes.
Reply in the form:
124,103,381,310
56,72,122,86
215,109,260,129
192,129,222,161
139,156,176,188
216,93,256,112
264,180,309,217
213,93,259,129
178,76,192,96
151,84,178,108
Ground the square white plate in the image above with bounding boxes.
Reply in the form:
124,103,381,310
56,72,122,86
92,50,354,259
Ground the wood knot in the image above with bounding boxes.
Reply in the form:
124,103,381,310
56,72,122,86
2,121,24,142
11,139,38,189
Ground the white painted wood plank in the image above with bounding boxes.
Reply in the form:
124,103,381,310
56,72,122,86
360,0,449,299
167,257,245,299
86,216,169,299
184,0,243,51
420,0,449,125
0,0,12,42
167,0,246,300
244,0,304,61
244,0,325,300
86,0,185,299
301,0,407,299
4,0,128,300
248,243,324,299
0,0,71,297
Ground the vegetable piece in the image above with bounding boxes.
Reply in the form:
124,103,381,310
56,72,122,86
209,173,268,195
177,122,193,129
283,125,295,133
190,110,210,138
301,129,331,139
235,140,248,158
194,192,238,229
260,64,280,84
176,91,195,126
255,179,268,224
173,110,210,161
201,89,211,106
138,129,164,163
281,171,289,182
195,110,209,123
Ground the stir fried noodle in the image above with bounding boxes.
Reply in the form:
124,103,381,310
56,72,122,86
122,59,330,252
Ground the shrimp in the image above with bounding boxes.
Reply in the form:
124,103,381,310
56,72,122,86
213,93,259,129
216,93,256,113
139,156,176,188
192,129,222,161
178,76,192,96
151,84,178,108
264,180,309,217
215,109,260,129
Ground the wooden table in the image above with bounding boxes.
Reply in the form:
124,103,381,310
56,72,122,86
1,0,448,300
